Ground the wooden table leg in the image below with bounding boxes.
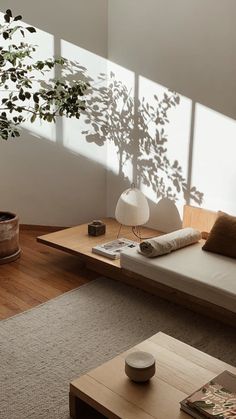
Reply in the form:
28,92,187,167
69,392,77,418
69,392,106,418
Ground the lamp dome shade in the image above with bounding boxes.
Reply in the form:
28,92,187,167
115,187,150,226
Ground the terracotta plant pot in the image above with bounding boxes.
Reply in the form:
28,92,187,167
0,212,21,264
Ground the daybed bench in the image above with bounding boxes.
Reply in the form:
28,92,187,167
120,206,236,326
38,205,236,326
121,241,236,313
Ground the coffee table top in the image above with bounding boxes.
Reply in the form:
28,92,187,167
70,332,236,419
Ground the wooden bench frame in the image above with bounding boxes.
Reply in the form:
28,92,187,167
38,206,236,327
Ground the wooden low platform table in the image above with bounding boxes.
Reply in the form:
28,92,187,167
69,331,236,418
37,218,160,280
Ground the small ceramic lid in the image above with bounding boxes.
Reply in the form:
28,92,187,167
125,351,155,370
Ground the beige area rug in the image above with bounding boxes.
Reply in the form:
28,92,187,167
0,277,235,419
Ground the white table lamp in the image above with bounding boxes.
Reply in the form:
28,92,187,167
115,184,150,234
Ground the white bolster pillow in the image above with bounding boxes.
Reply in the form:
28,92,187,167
139,227,201,258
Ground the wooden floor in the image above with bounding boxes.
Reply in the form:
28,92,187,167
0,226,96,320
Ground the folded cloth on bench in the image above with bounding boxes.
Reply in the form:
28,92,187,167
139,228,201,258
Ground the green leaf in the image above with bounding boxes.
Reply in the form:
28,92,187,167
14,15,22,21
36,61,44,70
4,14,10,23
19,91,25,101
30,114,36,123
33,93,39,103
10,73,17,82
26,26,36,33
3,32,9,40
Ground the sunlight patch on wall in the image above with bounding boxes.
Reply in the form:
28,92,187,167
106,60,135,179
61,40,107,166
104,61,135,216
104,68,198,222
191,104,236,214
138,76,192,210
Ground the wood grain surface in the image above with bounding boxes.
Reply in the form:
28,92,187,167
0,226,96,320
70,332,236,419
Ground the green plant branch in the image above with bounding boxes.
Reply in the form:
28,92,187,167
0,9,90,140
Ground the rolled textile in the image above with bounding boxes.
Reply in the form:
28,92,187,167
139,227,201,258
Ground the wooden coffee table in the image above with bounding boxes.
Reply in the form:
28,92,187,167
69,332,236,418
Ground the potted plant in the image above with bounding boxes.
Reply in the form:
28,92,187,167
0,212,20,264
0,9,90,262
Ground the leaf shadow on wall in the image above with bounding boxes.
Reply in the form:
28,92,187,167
63,64,203,206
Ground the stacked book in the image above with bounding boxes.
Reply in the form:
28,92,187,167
180,370,236,418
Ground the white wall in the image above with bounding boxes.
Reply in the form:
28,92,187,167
1,1,236,230
107,0,236,231
0,0,108,226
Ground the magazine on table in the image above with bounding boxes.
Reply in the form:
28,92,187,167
92,238,137,259
180,370,236,418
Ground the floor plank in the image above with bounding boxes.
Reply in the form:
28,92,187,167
0,226,96,320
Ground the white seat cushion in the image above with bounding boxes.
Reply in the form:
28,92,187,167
120,242,236,313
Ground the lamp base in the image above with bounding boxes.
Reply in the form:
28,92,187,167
117,224,157,241
117,224,142,242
